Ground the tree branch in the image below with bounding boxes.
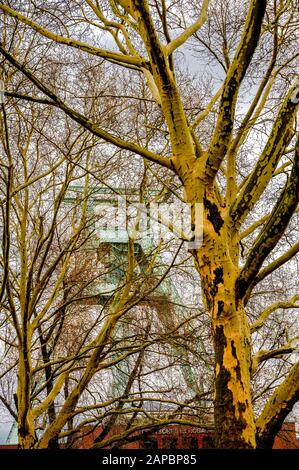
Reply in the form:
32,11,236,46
240,206,299,240
191,85,222,129
256,361,299,448
0,3,146,69
253,241,299,286
252,338,299,374
0,394,17,421
251,294,299,333
166,0,210,55
204,0,267,181
0,44,172,170
130,0,197,174
231,83,299,226
4,91,55,106
237,139,299,300
228,12,279,158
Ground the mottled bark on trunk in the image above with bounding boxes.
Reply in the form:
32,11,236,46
17,346,37,449
191,191,256,448
212,307,255,448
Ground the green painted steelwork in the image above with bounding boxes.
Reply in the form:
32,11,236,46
63,186,204,399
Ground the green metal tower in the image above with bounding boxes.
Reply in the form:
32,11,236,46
64,186,204,399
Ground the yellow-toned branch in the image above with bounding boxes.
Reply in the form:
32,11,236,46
205,0,266,181
32,372,69,420
240,206,299,240
252,339,299,374
231,82,299,226
227,15,278,158
0,3,146,68
256,362,299,447
0,44,172,170
237,147,299,300
166,0,210,55
84,0,140,57
254,241,299,286
251,294,299,333
191,85,222,129
129,1,198,181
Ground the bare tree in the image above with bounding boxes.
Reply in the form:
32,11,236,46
0,0,298,448
0,75,211,448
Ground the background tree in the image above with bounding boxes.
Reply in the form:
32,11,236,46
0,0,298,448
0,55,212,447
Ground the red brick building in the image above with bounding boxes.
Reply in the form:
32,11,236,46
272,422,299,449
1,422,297,449
71,422,299,449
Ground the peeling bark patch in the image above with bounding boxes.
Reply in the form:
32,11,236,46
214,325,227,369
210,267,224,297
201,275,212,310
238,402,246,415
217,301,224,318
213,267,224,284
231,341,237,361
231,340,242,383
214,326,252,448
204,197,224,235
236,278,247,300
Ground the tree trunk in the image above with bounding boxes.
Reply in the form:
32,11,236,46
192,190,256,448
17,345,37,448
212,302,255,448
38,329,59,448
